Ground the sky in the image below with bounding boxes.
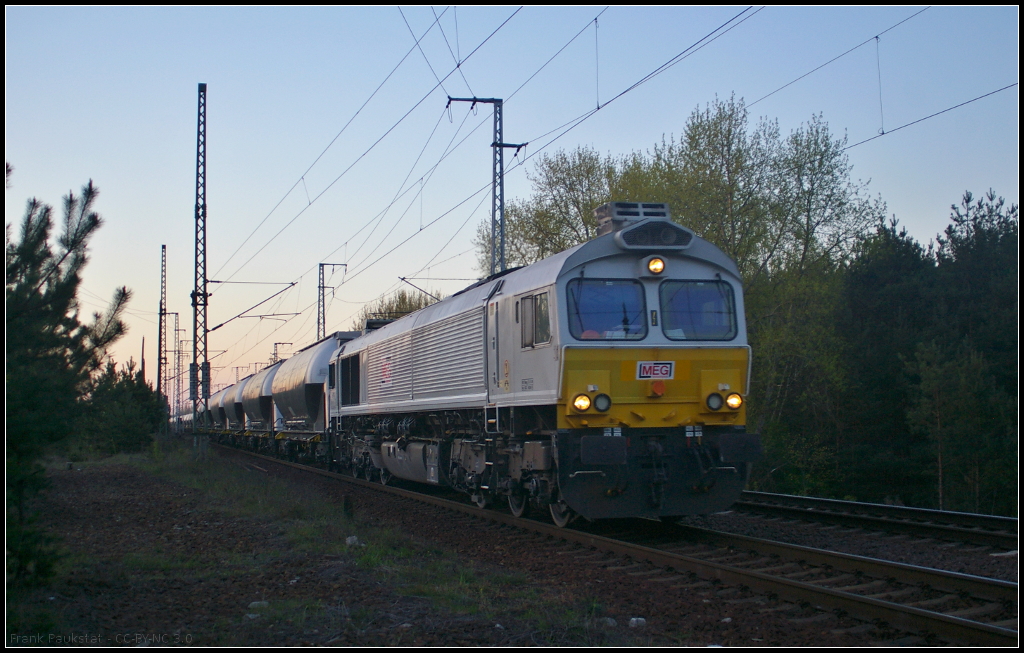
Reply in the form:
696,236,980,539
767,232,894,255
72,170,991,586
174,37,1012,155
5,6,1018,408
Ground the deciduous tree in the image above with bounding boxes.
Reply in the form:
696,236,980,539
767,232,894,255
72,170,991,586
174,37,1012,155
348,288,442,331
473,147,618,271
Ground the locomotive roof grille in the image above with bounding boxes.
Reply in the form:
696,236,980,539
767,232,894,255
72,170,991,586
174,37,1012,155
595,201,672,237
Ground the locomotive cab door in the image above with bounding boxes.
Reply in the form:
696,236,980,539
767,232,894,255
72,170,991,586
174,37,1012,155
485,280,511,414
487,298,501,401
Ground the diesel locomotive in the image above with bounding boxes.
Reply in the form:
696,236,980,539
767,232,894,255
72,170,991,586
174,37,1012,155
202,202,761,526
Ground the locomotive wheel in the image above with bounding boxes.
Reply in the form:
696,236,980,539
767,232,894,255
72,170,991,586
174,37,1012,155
349,463,361,479
379,468,392,486
473,494,488,509
549,499,575,528
364,464,374,482
508,494,527,518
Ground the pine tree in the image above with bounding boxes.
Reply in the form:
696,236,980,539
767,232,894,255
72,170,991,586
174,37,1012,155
6,179,130,584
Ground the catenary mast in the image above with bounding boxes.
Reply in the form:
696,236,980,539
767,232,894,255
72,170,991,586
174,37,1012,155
190,83,210,441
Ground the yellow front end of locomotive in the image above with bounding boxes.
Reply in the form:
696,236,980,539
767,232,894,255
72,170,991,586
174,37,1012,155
557,347,750,429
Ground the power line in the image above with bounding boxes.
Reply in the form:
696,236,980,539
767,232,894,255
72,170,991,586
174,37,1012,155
399,6,451,96
485,5,763,168
222,5,604,324
602,7,762,107
228,8,527,292
400,187,491,283
217,7,523,287
211,8,453,281
225,100,478,326
404,276,477,281
749,6,929,108
844,82,1018,151
299,104,482,289
431,5,475,96
339,178,494,288
209,282,296,332
213,7,761,375
875,36,885,135
318,9,1011,347
257,7,759,339
344,107,451,269
505,7,609,104
323,7,630,296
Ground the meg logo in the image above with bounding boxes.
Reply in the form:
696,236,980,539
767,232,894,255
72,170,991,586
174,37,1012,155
636,361,674,380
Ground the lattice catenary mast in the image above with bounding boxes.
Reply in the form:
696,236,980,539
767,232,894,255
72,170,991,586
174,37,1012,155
318,262,346,341
446,97,526,275
190,83,210,434
157,244,167,421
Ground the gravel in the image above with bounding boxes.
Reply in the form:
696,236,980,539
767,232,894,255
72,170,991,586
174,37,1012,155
689,510,1017,582
11,448,980,647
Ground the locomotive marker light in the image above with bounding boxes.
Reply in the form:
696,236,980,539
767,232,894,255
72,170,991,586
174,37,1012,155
594,393,612,412
649,380,666,398
573,394,592,411
706,392,725,411
726,393,743,410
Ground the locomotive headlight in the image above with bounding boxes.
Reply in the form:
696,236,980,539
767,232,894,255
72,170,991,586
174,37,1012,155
594,393,612,412
573,394,592,411
706,392,724,411
726,393,743,410
647,257,665,274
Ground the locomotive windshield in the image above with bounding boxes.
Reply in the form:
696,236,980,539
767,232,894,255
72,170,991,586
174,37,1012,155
567,279,647,340
659,280,737,340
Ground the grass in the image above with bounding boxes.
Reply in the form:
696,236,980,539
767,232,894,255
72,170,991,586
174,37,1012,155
13,442,655,645
142,444,638,643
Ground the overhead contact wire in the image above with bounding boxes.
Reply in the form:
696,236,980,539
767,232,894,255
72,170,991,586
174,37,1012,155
844,82,1018,150
222,5,749,369
257,5,599,304
400,6,450,96
212,8,452,282
340,7,760,296
432,5,475,96
345,106,450,266
749,6,929,108
218,7,523,285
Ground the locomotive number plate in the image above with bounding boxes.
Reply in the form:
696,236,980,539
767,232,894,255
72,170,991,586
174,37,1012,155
636,361,674,380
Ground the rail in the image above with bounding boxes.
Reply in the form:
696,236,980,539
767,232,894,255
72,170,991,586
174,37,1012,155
209,444,1018,646
736,491,1018,549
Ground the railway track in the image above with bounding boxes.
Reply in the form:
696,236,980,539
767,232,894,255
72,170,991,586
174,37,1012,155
610,521,1018,645
735,491,1019,549
210,444,1018,646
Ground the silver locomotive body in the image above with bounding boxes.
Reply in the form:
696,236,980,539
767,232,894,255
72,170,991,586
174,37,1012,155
203,203,759,523
320,203,761,523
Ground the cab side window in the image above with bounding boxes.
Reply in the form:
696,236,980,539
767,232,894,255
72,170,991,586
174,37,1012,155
340,355,361,406
535,293,551,344
520,292,551,348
